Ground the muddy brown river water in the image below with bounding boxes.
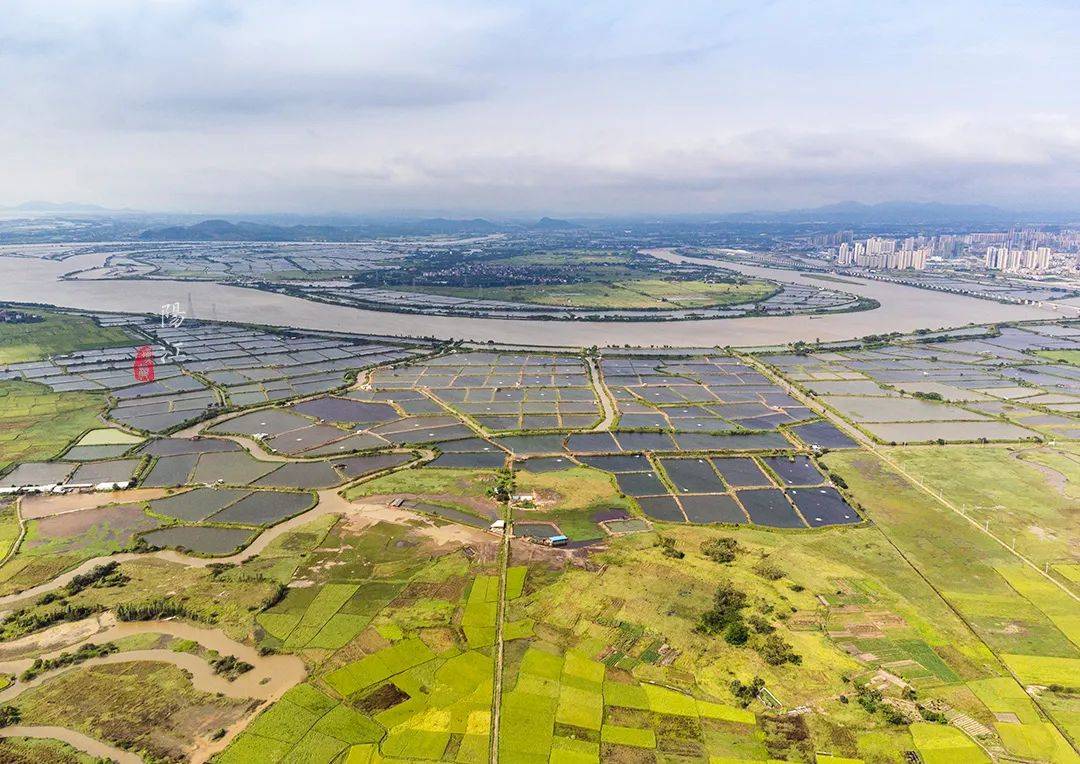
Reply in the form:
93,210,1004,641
0,251,1051,346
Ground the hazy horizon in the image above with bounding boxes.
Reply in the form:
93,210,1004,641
4,1,1080,215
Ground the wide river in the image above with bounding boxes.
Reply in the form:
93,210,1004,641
0,251,1051,347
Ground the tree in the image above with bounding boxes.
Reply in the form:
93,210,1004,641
753,558,786,581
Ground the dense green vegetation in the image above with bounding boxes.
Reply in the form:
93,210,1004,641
0,309,133,364
0,381,105,472
377,249,780,310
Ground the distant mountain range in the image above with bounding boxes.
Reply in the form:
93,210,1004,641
4,200,1070,238
137,217,507,241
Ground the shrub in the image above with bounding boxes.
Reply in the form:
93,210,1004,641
20,642,118,682
723,620,749,645
116,598,213,623
881,705,907,725
759,633,801,666
748,614,775,634
856,686,882,713
701,537,739,564
65,561,128,595
657,536,685,559
730,676,764,707
2,603,104,640
210,654,254,679
698,581,747,635
753,559,786,581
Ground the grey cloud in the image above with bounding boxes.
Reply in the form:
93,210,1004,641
2,1,1080,213
121,74,483,125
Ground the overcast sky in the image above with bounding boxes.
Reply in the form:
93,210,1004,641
2,0,1079,215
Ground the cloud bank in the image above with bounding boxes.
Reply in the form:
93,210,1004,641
3,0,1080,214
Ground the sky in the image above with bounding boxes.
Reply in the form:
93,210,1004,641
2,0,1080,216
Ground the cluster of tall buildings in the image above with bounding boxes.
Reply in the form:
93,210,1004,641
836,237,929,270
825,228,1080,274
984,246,1051,273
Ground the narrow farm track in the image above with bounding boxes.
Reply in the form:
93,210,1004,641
586,355,617,431
741,353,1080,604
0,725,142,764
0,497,26,567
488,525,510,763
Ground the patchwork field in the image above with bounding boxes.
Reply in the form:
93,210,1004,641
0,382,105,473
761,325,1080,443
0,308,1077,763
0,309,134,364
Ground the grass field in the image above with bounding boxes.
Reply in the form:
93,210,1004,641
344,466,500,517
1042,691,1080,745
222,683,381,764
0,381,105,472
970,676,1040,720
20,503,158,561
966,677,1080,761
1036,350,1080,366
500,637,758,761
995,564,1080,649
222,515,502,763
264,582,366,650
500,519,1002,761
883,444,1080,569
1001,654,1080,687
822,450,1080,661
0,500,20,561
76,427,144,446
0,735,110,763
0,309,134,363
513,465,632,539
909,722,989,763
997,721,1080,763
